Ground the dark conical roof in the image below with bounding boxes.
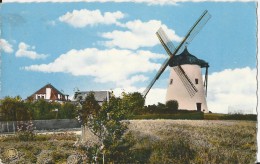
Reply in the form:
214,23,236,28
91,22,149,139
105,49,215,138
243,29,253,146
169,47,209,68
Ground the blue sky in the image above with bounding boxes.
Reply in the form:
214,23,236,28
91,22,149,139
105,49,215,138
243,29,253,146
0,1,257,113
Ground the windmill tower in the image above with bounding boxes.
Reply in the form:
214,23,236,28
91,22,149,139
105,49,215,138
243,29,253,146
166,47,209,112
143,10,211,113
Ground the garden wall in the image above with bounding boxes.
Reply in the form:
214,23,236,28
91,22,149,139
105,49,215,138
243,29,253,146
0,119,81,133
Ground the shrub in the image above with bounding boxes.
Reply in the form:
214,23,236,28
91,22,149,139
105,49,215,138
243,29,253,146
16,121,35,141
166,100,179,111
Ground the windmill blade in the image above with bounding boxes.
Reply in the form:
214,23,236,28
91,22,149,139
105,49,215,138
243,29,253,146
176,10,211,55
156,27,176,56
174,66,198,97
158,10,211,57
143,58,170,98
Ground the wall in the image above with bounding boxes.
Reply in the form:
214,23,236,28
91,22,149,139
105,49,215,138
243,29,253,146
0,119,81,133
166,65,208,112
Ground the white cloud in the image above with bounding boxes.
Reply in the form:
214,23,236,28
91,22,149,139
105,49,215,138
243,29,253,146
15,42,48,59
0,39,14,53
59,9,124,28
3,0,178,5
22,48,166,87
207,67,256,114
101,20,182,50
143,88,167,105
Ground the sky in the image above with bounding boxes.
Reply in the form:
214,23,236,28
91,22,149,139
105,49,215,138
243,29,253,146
0,0,257,114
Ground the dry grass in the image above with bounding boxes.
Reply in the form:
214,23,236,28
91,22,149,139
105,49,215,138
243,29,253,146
0,120,257,163
126,120,257,163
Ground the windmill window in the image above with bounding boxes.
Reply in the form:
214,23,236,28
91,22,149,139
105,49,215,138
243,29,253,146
170,79,173,85
195,78,199,84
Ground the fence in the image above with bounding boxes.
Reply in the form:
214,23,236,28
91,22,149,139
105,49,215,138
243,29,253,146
0,119,81,133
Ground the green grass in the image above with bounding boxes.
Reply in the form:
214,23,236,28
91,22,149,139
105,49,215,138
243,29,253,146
131,112,257,121
204,113,257,121
131,111,204,120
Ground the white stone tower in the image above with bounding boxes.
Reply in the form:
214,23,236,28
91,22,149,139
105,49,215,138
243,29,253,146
165,48,209,112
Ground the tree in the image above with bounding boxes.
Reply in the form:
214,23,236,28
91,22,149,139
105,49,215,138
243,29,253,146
79,92,134,163
59,102,77,119
121,92,145,115
0,96,35,141
0,96,30,121
31,99,59,120
79,92,101,125
166,100,179,112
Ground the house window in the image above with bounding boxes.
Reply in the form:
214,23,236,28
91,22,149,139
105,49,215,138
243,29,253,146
195,78,198,84
41,96,44,99
37,95,40,99
170,79,173,85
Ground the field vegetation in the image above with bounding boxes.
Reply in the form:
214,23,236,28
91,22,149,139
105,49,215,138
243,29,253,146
0,120,256,163
0,93,257,163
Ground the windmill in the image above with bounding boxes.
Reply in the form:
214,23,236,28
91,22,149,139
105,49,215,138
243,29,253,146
143,10,211,112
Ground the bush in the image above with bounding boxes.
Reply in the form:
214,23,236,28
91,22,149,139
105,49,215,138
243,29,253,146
166,100,178,111
16,121,35,141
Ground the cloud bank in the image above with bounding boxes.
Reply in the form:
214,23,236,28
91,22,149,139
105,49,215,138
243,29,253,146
207,67,256,114
23,48,166,87
58,9,182,50
101,20,182,50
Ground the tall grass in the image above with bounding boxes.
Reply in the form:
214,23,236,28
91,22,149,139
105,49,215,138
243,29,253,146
0,120,256,163
126,120,256,163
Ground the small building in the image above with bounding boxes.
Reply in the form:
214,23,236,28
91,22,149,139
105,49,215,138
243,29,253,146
73,91,111,105
28,83,69,102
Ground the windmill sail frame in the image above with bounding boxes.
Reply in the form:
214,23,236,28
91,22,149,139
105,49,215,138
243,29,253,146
143,10,211,98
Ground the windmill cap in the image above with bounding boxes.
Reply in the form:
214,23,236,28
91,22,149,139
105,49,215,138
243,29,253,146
169,47,209,68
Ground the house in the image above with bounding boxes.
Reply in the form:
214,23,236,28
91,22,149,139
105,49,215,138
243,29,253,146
27,83,69,102
73,91,111,105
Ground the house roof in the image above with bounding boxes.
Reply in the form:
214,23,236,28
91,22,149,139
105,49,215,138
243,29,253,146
169,47,209,68
74,91,109,102
28,83,67,99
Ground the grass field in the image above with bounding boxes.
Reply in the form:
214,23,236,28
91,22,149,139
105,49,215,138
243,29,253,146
0,120,257,163
131,112,257,121
126,120,257,163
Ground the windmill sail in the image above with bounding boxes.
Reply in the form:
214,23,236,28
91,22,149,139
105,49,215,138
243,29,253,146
174,66,198,97
156,27,176,56
176,10,211,55
143,10,211,98
142,58,169,98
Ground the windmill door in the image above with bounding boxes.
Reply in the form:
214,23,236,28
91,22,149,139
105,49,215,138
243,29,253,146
196,103,202,111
